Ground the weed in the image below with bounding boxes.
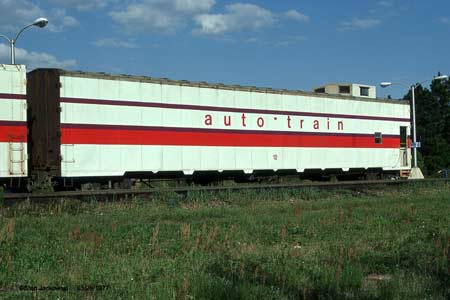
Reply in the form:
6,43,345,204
0,218,15,243
0,182,449,299
297,188,324,201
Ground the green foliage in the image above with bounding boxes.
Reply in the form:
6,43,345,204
406,77,450,174
0,183,449,299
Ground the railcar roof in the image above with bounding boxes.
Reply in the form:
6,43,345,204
29,68,409,105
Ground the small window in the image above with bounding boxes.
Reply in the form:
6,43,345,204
360,86,369,97
339,85,350,94
315,87,325,93
375,132,382,144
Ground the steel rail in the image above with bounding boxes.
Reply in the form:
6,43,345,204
3,178,447,203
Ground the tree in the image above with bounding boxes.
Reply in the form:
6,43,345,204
404,76,450,174
431,77,450,169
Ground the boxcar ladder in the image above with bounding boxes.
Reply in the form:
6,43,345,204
8,141,26,176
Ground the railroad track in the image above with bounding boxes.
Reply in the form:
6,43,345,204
3,178,447,204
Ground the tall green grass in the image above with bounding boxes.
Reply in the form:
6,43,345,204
0,182,449,299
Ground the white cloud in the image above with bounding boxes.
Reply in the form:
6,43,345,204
440,17,450,24
0,0,45,32
0,0,79,33
0,43,76,69
110,3,179,33
285,10,310,22
274,35,307,48
194,3,276,35
47,9,80,32
63,16,80,28
109,0,215,33
243,35,307,48
378,1,393,7
338,18,381,31
109,1,307,36
47,0,115,11
174,0,215,12
244,37,260,44
94,38,138,48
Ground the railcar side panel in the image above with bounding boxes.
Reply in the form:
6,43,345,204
57,145,405,177
0,65,27,182
51,72,411,178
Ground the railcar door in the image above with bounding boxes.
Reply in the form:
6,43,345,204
399,126,408,167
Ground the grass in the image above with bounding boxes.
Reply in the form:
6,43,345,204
0,182,449,299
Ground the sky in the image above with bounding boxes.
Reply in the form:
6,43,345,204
0,0,449,99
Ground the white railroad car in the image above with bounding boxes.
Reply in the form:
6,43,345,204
0,64,27,187
27,69,411,187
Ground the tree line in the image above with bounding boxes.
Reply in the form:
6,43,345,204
403,76,450,175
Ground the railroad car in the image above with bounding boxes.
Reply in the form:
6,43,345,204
0,65,27,188
25,68,411,189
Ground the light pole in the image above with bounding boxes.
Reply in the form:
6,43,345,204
380,75,448,175
0,18,48,65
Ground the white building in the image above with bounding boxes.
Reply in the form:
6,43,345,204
313,83,377,99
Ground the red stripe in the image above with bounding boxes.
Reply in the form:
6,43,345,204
61,126,400,148
0,122,27,142
0,93,26,100
60,97,410,123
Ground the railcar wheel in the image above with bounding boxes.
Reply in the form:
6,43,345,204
81,182,102,191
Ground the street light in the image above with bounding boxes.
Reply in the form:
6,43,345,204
379,75,449,177
0,18,48,65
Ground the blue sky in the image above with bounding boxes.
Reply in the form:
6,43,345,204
0,0,449,99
